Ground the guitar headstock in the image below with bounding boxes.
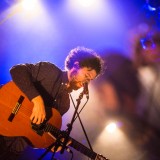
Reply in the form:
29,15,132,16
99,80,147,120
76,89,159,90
96,154,109,160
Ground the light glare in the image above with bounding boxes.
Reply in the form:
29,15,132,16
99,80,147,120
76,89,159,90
106,122,117,133
77,0,97,8
21,0,38,11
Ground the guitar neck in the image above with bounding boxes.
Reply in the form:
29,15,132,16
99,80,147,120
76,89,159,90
45,123,97,159
70,137,97,159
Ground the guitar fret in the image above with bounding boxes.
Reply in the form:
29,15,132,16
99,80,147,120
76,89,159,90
48,124,52,133
51,126,57,135
70,138,97,159
46,123,61,137
44,124,50,132
53,126,60,135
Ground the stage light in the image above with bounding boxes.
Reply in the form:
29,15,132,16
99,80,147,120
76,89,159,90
105,122,117,133
146,0,160,11
67,0,106,14
20,0,39,11
147,4,156,11
76,0,97,8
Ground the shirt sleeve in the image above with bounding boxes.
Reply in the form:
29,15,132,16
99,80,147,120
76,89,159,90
10,62,58,101
58,93,70,116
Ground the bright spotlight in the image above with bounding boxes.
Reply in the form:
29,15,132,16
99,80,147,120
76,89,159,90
20,0,38,11
68,0,106,15
106,122,117,133
76,0,96,8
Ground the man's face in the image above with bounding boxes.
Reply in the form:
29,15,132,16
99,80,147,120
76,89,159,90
69,67,97,90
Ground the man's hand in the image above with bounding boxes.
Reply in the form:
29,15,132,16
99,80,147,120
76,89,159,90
30,95,46,124
51,138,72,152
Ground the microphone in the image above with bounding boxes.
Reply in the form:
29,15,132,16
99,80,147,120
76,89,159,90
83,82,89,99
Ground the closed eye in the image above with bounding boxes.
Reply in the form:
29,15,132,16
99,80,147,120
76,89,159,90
86,73,93,80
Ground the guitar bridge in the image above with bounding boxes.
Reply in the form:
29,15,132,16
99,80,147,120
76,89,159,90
8,95,24,122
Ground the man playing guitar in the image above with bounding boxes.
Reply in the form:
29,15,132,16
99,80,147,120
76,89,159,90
0,46,103,160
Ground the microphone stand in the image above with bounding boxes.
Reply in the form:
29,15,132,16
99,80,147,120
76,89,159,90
60,90,84,154
70,95,93,152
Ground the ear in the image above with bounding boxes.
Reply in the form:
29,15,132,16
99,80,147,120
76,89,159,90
73,61,80,69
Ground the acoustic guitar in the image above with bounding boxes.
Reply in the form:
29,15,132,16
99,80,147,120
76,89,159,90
0,81,108,160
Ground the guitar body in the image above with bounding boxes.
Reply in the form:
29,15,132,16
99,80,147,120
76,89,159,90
0,82,108,160
0,81,62,148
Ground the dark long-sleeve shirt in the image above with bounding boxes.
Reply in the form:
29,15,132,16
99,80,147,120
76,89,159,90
10,62,70,116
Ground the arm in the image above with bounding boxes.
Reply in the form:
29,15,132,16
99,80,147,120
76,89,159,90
10,62,46,124
10,63,40,100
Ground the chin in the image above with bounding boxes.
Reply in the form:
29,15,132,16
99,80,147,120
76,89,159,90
70,82,82,90
73,86,80,91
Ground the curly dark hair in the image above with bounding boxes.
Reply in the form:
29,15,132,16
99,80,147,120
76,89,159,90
65,46,103,75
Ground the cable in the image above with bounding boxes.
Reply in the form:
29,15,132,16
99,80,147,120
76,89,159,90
69,94,93,152
70,151,74,160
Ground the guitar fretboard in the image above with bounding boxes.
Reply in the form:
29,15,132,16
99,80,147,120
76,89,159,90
44,123,97,159
70,137,97,159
